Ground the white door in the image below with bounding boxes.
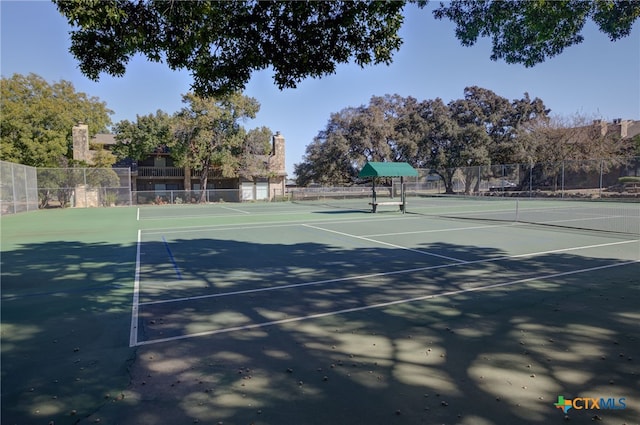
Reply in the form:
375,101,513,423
241,182,254,201
256,182,268,200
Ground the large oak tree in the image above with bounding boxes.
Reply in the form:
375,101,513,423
53,0,404,96
53,1,639,96
294,89,551,190
112,110,173,162
171,92,260,202
432,0,640,67
0,73,112,167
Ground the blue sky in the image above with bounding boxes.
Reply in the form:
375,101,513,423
2,1,639,176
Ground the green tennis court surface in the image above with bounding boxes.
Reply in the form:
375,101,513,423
2,199,639,424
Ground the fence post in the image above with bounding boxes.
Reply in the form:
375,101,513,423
561,161,565,199
128,168,133,206
10,163,17,214
84,168,88,208
599,160,604,198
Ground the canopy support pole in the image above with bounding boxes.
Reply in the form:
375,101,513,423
400,176,405,213
372,178,377,203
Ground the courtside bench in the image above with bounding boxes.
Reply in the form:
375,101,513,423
369,201,405,213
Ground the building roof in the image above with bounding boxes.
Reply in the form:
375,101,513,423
91,133,116,145
358,162,418,178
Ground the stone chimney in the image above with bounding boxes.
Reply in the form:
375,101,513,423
593,119,607,136
620,120,629,138
269,131,286,175
72,123,90,162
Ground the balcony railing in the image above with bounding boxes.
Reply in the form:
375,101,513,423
138,167,185,177
137,167,228,178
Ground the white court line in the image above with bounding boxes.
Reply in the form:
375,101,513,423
132,259,639,347
363,222,512,237
141,215,423,235
129,230,142,347
138,239,638,307
220,205,251,214
136,207,140,221
508,240,639,258
302,223,467,263
137,206,339,221
138,210,302,221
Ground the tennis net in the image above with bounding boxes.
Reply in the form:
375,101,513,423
408,196,639,236
290,189,639,236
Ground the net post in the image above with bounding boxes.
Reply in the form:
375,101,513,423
515,199,519,223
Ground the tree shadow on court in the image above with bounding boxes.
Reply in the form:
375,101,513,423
2,236,638,425
91,237,640,424
1,240,138,425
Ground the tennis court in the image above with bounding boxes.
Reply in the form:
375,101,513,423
2,197,639,424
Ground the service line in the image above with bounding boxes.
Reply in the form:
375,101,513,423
133,259,638,347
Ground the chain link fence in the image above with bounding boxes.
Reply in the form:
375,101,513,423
1,161,39,215
291,158,639,201
395,157,640,199
37,167,132,208
3,157,638,215
133,189,241,205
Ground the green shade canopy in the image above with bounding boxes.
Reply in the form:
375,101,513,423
358,162,418,178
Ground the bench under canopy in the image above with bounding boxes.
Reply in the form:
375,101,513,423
358,162,419,213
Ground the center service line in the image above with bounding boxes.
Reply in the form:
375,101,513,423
162,235,183,280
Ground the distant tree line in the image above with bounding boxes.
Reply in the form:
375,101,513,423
2,74,635,198
293,87,634,192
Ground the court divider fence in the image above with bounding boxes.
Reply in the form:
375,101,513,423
37,167,132,209
1,161,39,215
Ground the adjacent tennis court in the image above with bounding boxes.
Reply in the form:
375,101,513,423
131,199,638,346
2,197,638,424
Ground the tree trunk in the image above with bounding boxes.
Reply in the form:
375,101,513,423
184,166,192,203
199,168,209,203
444,169,456,194
184,166,191,190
